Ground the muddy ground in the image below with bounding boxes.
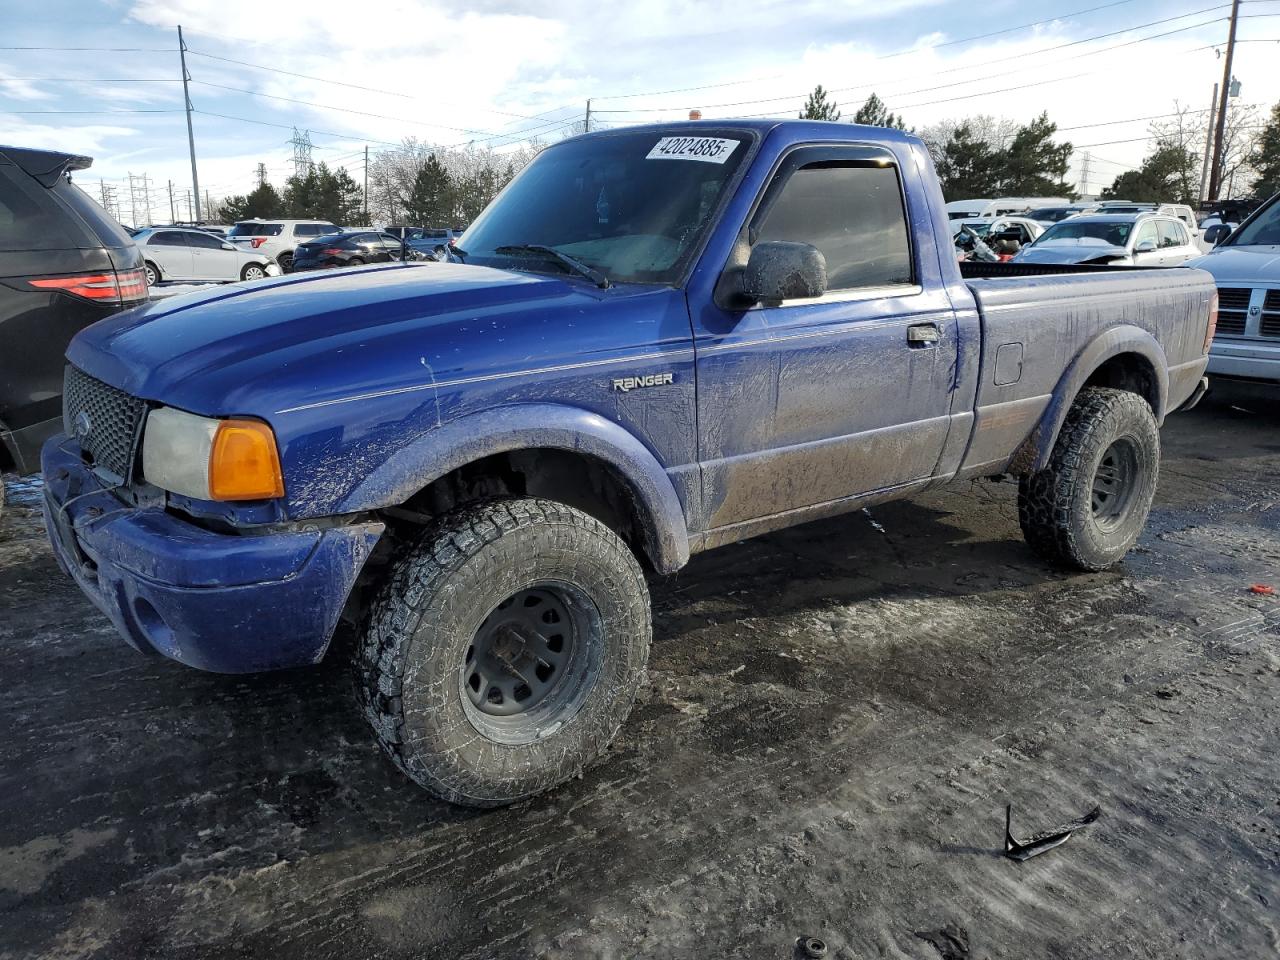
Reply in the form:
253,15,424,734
2,391,1278,960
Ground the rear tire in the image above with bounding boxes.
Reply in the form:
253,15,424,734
1018,387,1160,571
277,253,294,273
347,257,364,266
357,498,651,807
143,261,160,286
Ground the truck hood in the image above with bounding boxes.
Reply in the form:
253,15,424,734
1185,245,1280,284
1014,240,1131,265
66,262,633,417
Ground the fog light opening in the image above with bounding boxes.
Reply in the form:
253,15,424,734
132,597,174,649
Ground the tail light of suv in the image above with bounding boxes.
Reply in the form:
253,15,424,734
29,268,149,305
250,237,269,249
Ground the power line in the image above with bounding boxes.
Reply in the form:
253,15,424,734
0,77,179,82
0,46,171,52
0,108,183,114
593,6,1233,115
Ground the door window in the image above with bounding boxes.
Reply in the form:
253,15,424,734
1157,219,1186,248
149,231,190,246
754,160,912,291
185,230,223,249
1134,222,1159,251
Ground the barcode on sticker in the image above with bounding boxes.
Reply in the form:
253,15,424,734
646,137,739,164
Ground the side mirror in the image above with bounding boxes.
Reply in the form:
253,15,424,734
1204,224,1230,246
1134,239,1157,254
222,242,235,251
741,241,827,304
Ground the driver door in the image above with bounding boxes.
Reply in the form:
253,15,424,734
692,144,960,535
1131,220,1163,265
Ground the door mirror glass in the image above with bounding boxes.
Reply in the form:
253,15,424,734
1204,224,1231,246
742,241,827,304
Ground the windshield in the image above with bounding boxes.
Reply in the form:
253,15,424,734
957,221,992,236
228,222,283,237
1226,195,1280,245
460,129,751,284
1035,220,1133,246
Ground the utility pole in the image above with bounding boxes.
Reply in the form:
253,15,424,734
363,144,369,221
168,180,176,223
1198,83,1218,206
205,190,212,219
177,25,202,220
584,99,591,134
1207,0,1240,201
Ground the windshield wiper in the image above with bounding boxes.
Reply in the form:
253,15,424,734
493,244,610,289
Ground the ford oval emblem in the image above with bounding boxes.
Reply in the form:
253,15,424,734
74,410,92,439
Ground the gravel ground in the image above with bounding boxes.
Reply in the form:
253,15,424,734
1,391,1278,960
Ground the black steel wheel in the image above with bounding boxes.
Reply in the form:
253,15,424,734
460,584,600,744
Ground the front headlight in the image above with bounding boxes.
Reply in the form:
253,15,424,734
142,407,285,501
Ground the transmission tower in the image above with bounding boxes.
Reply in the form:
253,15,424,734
1079,152,1092,198
98,180,121,222
290,128,314,177
255,162,268,188
127,172,154,228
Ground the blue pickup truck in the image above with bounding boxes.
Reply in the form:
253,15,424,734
42,121,1214,806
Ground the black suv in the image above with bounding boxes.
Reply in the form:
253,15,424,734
1,146,146,488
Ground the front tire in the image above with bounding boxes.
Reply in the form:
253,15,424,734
1018,387,1160,571
358,498,651,807
241,263,266,282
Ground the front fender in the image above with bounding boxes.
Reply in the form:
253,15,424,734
336,403,691,573
1017,324,1169,474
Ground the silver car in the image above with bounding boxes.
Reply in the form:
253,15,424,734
135,227,279,285
1012,213,1201,267
1187,192,1280,385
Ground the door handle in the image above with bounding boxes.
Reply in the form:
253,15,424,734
907,323,940,346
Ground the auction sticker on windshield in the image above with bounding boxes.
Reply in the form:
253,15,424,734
646,137,739,164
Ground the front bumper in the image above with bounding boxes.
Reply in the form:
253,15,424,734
41,437,384,673
1208,338,1280,383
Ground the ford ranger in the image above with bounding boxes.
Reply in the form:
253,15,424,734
42,121,1215,806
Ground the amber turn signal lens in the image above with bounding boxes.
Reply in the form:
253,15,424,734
209,419,285,501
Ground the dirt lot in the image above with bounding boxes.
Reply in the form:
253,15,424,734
2,392,1278,960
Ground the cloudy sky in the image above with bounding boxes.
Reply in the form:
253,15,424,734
2,0,1278,222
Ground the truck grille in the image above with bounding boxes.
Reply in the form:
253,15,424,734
1215,287,1250,336
62,366,147,479
1263,289,1280,338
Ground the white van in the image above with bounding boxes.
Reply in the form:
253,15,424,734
946,197,1072,221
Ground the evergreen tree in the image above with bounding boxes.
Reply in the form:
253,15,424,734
998,113,1075,198
936,123,1001,200
405,154,454,225
852,93,907,130
1102,144,1201,204
799,85,841,122
282,163,363,223
217,181,282,222
1250,101,1280,199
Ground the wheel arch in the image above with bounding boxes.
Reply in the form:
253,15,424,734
1012,325,1168,475
336,403,691,573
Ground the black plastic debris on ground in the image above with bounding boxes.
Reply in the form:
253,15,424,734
914,924,970,959
1004,803,1102,862
795,935,828,958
